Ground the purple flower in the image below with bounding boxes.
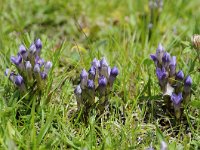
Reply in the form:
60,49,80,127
184,76,192,86
150,43,165,65
156,67,167,80
110,66,119,77
34,64,42,89
14,75,26,92
80,69,88,79
109,66,119,86
5,68,15,82
74,85,82,109
35,39,42,50
44,61,52,73
25,61,33,80
40,72,47,80
184,76,192,94
169,56,176,77
34,64,40,73
25,61,32,69
150,54,157,62
18,44,28,60
162,52,171,68
10,54,22,66
100,57,108,68
98,75,107,87
171,92,183,119
100,57,110,79
87,79,95,89
35,56,45,67
88,66,96,80
92,58,100,69
80,69,88,89
14,75,24,86
29,43,37,54
171,92,183,106
5,68,11,76
156,43,165,63
176,70,184,80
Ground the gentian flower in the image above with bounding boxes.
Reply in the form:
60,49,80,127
100,57,110,79
150,43,193,119
183,76,192,104
150,43,165,66
14,75,26,92
40,72,47,80
87,79,95,105
35,39,42,56
162,52,171,69
18,45,28,60
74,85,82,109
6,38,53,95
44,61,52,73
92,58,100,69
25,61,33,82
171,93,183,119
74,57,118,119
88,66,96,80
80,69,88,89
108,66,119,86
176,70,184,80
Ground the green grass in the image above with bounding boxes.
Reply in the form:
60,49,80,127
0,0,200,149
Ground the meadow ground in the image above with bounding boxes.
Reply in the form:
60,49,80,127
0,0,200,149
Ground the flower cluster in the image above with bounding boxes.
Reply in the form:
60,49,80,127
74,57,119,119
150,44,192,119
5,39,52,95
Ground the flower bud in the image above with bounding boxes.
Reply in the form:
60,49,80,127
88,66,96,80
14,75,26,92
87,79,95,89
109,66,119,86
92,58,100,69
34,64,40,73
156,43,165,64
156,67,167,81
100,57,110,79
169,56,176,77
176,70,184,80
80,69,88,89
14,75,24,86
18,44,28,60
29,44,37,54
35,39,42,50
5,68,15,82
171,92,183,119
162,52,171,69
35,56,45,67
40,72,47,80
10,54,24,71
184,75,192,87
44,61,52,73
74,85,82,109
34,64,42,90
10,55,22,66
183,76,192,94
98,75,107,87
25,61,33,81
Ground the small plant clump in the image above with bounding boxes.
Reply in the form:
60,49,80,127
150,44,192,120
5,39,52,96
74,57,119,121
